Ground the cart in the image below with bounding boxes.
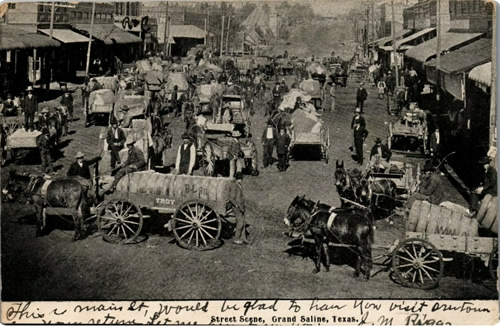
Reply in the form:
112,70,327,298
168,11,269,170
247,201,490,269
221,94,250,137
388,107,428,155
96,171,245,250
87,89,115,126
299,79,323,110
366,158,420,200
196,84,214,114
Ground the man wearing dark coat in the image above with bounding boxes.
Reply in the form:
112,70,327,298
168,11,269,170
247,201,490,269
106,120,126,170
23,86,38,131
262,120,278,168
353,120,368,165
60,89,74,122
109,139,146,192
406,161,447,208
276,128,291,172
67,151,101,196
175,133,196,175
369,137,392,170
356,82,368,113
351,107,366,129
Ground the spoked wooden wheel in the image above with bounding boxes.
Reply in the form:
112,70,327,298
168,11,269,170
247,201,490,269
202,143,215,176
392,238,444,289
172,200,221,250
97,200,143,244
489,246,498,281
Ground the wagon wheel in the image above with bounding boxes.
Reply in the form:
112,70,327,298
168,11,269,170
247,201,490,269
392,238,444,289
97,200,143,244
202,142,215,176
172,200,221,251
489,246,498,281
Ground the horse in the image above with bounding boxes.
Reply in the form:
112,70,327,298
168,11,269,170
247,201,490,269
365,175,400,223
3,170,89,240
334,160,367,207
284,195,374,280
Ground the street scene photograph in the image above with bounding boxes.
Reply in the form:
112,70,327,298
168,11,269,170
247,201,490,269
0,0,498,304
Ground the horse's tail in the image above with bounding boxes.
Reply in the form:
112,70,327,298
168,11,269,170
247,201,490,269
77,185,90,235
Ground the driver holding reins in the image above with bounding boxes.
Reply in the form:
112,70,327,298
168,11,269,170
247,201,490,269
369,137,392,171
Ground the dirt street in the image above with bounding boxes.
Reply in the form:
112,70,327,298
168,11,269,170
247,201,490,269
1,77,497,301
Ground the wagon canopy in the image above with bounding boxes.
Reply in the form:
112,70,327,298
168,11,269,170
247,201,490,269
197,84,213,103
114,94,148,120
115,171,245,213
279,89,311,111
89,89,115,107
306,62,327,75
144,71,165,86
95,76,119,92
166,72,189,92
291,107,323,133
299,79,322,97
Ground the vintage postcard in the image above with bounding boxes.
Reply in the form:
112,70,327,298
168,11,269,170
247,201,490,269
0,0,498,324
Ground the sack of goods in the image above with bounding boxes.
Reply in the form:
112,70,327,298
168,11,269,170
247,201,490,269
278,90,311,111
299,79,321,97
306,62,327,75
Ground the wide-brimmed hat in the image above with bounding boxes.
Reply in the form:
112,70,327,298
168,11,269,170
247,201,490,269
375,137,382,144
355,107,361,113
181,132,190,139
26,86,34,91
121,105,129,111
75,151,85,159
479,157,491,164
231,130,242,137
126,138,135,146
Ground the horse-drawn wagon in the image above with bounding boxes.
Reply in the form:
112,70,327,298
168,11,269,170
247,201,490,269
299,79,323,110
388,106,429,155
221,94,250,137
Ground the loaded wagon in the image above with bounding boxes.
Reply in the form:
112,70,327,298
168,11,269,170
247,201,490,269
196,84,214,114
221,94,250,137
96,171,246,250
165,72,189,107
299,79,323,110
87,89,115,126
388,106,428,155
367,158,420,201
113,94,148,127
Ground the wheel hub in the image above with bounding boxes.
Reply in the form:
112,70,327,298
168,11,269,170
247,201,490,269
116,217,124,225
192,220,201,229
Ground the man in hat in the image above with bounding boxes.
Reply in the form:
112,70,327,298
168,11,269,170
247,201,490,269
37,107,51,130
272,81,282,110
429,127,441,159
60,88,74,122
23,86,38,131
356,82,368,113
262,120,278,168
276,128,291,172
2,94,18,117
106,120,126,171
280,79,289,94
67,151,102,197
471,156,497,213
406,160,446,208
294,96,305,111
369,137,392,171
351,107,366,129
109,138,146,192
352,119,368,165
37,128,53,174
227,131,245,179
175,133,196,175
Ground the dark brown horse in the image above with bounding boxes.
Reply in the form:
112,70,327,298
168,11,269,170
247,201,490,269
334,160,368,207
3,171,89,240
284,195,373,280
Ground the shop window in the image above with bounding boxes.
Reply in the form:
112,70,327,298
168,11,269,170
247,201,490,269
77,11,82,19
84,12,89,19
8,3,16,9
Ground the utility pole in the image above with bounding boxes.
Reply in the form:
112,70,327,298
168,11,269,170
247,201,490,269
371,2,375,62
49,2,55,39
163,1,168,54
435,0,441,101
85,2,96,78
207,7,210,47
490,9,497,162
225,14,231,56
204,18,207,45
365,8,369,57
167,17,171,56
391,0,399,87
220,14,225,55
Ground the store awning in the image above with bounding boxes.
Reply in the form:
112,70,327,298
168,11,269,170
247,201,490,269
39,29,89,43
74,24,142,44
157,24,214,42
405,32,483,63
371,29,412,47
0,25,60,50
424,38,492,73
468,61,491,87
395,27,436,50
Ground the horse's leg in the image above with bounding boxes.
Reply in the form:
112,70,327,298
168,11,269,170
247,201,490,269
322,242,330,272
313,237,322,274
353,253,361,278
34,204,45,237
360,244,373,281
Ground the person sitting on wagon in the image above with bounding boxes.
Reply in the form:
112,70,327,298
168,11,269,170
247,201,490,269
227,131,245,179
108,138,146,193
222,103,233,124
406,160,446,209
37,107,51,130
470,156,497,215
118,105,133,128
175,133,196,175
369,137,392,172
67,151,102,198
2,94,18,117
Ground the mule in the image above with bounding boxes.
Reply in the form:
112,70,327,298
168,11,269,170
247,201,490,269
334,160,365,207
3,171,89,240
284,195,374,280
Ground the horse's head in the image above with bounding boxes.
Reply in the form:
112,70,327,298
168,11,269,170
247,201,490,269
284,194,309,228
2,170,30,202
356,177,371,206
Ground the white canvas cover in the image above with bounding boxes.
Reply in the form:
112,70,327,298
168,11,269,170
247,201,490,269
166,72,188,92
278,89,311,111
306,62,327,75
299,79,321,97
89,89,115,107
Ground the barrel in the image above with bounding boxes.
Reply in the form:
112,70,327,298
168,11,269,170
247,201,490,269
477,194,498,234
408,200,478,236
116,171,243,209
